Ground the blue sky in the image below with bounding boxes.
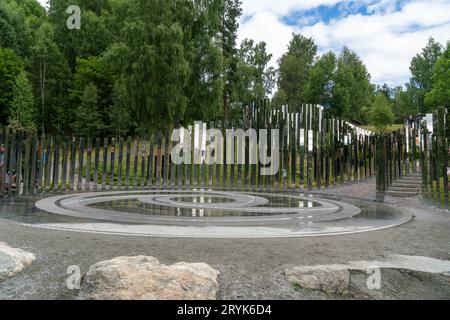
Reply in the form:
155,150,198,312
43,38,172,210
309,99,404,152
281,0,407,26
37,0,450,86
239,0,450,86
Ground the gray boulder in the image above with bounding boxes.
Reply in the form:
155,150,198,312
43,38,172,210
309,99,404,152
285,264,350,294
0,242,36,281
78,256,220,300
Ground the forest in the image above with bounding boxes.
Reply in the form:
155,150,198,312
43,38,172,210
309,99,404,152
0,0,449,137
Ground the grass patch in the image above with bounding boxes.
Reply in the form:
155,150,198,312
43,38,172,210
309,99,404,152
361,124,404,133
292,282,303,292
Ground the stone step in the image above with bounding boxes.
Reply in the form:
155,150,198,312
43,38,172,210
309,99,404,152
401,175,422,179
396,183,421,188
392,182,422,189
386,190,419,197
395,183,421,188
389,187,419,192
395,178,422,183
397,178,422,184
391,185,420,190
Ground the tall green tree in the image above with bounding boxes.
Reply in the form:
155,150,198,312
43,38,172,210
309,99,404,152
49,0,113,70
331,47,372,121
73,83,105,136
304,51,336,107
0,48,23,123
70,57,113,134
29,21,70,134
375,83,394,103
180,0,224,123
0,0,28,55
277,34,317,105
369,93,394,133
221,0,242,120
409,37,443,113
8,70,36,131
425,41,450,109
235,39,274,103
104,0,190,133
393,85,415,122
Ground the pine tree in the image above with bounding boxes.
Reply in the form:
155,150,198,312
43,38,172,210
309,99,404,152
0,47,23,124
73,83,104,137
9,70,37,131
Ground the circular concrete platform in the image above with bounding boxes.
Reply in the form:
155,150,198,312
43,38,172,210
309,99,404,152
28,189,414,238
35,190,361,225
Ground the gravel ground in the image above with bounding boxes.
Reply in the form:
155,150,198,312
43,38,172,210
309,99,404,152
0,181,449,300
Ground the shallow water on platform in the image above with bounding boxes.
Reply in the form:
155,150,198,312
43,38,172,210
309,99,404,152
0,193,404,226
89,194,320,217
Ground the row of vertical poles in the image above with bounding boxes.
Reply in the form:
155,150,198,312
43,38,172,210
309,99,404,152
421,107,449,209
376,119,421,193
376,107,449,210
0,103,377,196
242,102,375,191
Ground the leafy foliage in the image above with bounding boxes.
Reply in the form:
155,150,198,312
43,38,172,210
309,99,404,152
331,47,372,121
369,94,395,133
0,47,23,123
236,39,274,103
8,70,36,131
73,83,105,136
277,34,317,106
0,0,447,136
425,42,450,109
409,38,443,113
304,51,336,108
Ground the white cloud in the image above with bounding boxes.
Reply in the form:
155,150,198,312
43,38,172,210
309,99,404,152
238,11,296,66
239,0,450,86
242,0,342,17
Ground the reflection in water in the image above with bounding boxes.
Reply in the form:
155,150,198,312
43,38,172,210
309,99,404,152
0,196,405,227
173,196,233,204
89,194,320,217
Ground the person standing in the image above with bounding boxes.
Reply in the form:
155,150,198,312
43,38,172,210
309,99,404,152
0,145,5,194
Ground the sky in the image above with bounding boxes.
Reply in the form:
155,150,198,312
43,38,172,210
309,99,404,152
238,0,450,86
37,0,450,87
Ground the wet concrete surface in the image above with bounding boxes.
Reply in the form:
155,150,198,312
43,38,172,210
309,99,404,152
1,191,410,236
0,185,449,299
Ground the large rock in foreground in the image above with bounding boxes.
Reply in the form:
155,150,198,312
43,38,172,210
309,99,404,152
285,265,350,294
78,256,220,300
0,242,36,281
285,255,450,295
